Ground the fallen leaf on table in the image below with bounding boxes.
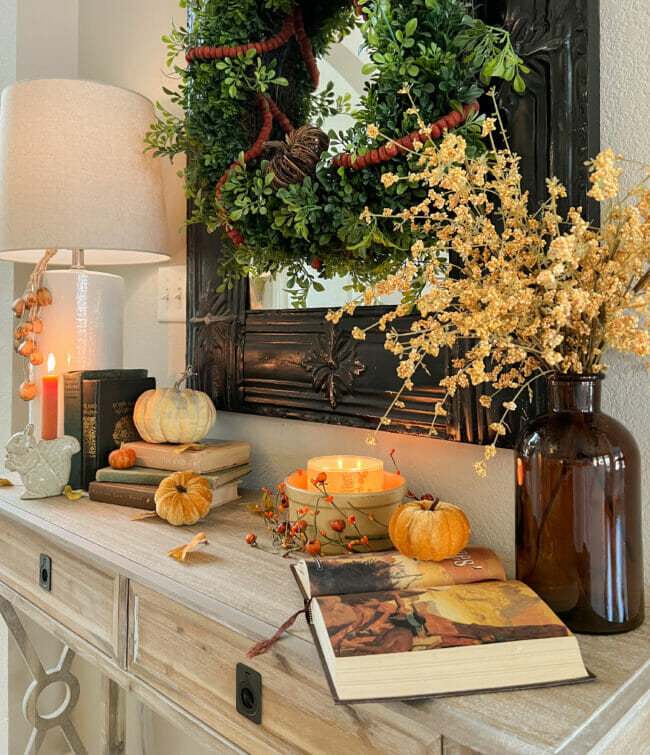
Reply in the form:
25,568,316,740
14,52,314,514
172,443,205,454
0,478,14,486
167,532,208,561
63,485,85,501
132,511,158,521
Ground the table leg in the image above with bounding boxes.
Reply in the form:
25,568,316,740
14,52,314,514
99,676,126,754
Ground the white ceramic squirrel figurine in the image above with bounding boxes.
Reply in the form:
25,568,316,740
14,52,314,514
4,425,80,499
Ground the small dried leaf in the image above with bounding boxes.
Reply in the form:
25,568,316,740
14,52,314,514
173,443,205,454
0,478,14,486
63,485,85,501
167,532,208,561
132,511,158,521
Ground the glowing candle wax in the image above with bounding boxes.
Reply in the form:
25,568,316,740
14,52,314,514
307,456,384,494
41,353,58,441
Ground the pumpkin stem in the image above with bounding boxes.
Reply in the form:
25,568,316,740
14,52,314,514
174,365,194,391
426,497,440,512
176,484,187,494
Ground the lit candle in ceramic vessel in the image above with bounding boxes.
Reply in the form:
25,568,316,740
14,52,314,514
307,456,384,494
41,353,58,440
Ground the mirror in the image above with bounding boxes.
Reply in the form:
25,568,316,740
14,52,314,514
248,27,402,310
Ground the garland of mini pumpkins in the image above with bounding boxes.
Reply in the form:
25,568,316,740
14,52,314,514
11,249,56,402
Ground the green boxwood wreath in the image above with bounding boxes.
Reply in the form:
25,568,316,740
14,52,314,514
148,0,526,305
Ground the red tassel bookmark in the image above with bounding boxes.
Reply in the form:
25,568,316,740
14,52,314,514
246,599,312,659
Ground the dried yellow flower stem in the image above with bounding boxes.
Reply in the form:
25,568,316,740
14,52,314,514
332,91,650,476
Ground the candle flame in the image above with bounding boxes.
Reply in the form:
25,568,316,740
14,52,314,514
47,353,55,374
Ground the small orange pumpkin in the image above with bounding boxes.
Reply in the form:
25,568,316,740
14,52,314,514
155,470,212,526
108,447,137,469
388,497,470,561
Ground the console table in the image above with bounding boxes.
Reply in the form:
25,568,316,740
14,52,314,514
0,484,648,754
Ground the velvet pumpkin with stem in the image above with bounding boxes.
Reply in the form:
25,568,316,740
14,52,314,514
388,497,470,561
155,471,213,526
133,369,217,444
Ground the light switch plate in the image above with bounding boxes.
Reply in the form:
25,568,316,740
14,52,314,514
157,265,186,322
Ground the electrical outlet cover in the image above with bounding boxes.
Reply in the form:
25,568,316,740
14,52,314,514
157,265,187,322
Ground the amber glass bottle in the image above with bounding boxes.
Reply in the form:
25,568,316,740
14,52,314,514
515,374,644,633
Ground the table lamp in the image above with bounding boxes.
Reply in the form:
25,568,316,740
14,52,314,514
0,78,168,435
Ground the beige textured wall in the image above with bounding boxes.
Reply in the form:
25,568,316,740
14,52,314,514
77,0,187,391
0,0,647,753
0,2,17,752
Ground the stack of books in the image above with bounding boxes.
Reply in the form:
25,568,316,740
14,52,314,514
88,439,251,510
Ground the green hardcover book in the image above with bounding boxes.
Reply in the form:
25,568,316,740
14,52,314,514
64,369,148,489
81,376,155,490
95,462,252,489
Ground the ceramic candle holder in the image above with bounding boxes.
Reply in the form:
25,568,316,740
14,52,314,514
285,470,406,554
4,425,80,499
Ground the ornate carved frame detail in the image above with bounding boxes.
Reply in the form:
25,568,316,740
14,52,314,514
187,0,600,448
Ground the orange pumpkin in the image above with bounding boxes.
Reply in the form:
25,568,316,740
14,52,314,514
155,470,212,526
108,447,137,469
388,497,470,561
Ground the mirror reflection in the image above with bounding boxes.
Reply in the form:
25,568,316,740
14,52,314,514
249,29,401,310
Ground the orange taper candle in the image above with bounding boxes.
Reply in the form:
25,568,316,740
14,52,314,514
41,353,58,440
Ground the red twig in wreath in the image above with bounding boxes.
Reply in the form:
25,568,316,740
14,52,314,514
332,102,478,170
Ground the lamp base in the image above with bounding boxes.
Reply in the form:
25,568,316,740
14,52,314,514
31,268,124,438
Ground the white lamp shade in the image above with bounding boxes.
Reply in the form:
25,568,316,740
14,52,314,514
0,78,168,265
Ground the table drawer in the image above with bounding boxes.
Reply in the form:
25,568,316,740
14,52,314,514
128,582,437,755
0,515,122,659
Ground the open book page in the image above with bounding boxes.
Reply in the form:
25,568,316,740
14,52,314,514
316,580,572,658
293,546,505,599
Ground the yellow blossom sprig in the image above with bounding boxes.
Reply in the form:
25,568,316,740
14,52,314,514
332,90,650,477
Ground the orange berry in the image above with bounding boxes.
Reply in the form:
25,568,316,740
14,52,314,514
367,513,375,521
361,535,369,544
316,471,327,483
304,539,322,556
330,519,346,532
245,533,257,545
348,515,356,524
324,495,334,503
320,529,327,536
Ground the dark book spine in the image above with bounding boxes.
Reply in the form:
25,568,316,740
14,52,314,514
64,372,83,489
85,377,156,489
81,380,100,491
88,482,157,510
64,369,148,489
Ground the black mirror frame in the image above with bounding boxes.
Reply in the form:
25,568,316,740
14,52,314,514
186,0,600,449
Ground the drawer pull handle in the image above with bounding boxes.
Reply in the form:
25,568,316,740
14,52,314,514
39,554,52,591
236,663,262,725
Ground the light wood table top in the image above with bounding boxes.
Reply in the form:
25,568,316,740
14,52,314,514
0,482,647,754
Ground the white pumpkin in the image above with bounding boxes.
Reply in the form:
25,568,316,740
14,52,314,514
133,375,216,444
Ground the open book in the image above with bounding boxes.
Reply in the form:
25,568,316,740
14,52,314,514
291,547,592,703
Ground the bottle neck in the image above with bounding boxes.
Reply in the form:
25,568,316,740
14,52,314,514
548,374,602,413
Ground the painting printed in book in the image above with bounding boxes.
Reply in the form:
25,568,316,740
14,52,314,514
292,548,592,703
